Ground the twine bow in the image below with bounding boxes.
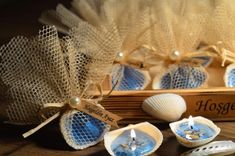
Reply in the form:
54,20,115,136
23,81,122,138
200,42,235,67
131,44,218,67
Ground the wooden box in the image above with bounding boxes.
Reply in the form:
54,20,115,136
101,88,235,123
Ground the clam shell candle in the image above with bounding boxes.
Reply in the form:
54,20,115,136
170,116,220,148
104,122,163,156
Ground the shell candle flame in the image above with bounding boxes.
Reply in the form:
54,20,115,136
130,129,136,139
188,115,194,129
129,129,137,151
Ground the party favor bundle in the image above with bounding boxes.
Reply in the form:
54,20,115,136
40,0,157,91
40,0,227,90
0,24,122,149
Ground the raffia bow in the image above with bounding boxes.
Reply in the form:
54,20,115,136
200,42,235,67
23,81,122,138
128,44,218,68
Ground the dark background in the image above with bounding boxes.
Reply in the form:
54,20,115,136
0,0,69,45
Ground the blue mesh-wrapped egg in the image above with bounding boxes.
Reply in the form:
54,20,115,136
152,64,208,89
225,63,235,87
111,64,151,90
60,110,111,149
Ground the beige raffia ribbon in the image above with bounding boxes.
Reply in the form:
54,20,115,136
23,83,122,138
127,45,218,66
200,42,235,67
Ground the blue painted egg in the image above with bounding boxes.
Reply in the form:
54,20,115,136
111,64,150,90
153,64,207,89
225,63,235,87
60,110,111,149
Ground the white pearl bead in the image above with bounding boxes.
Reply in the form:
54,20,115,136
169,50,181,61
115,52,124,62
69,96,81,108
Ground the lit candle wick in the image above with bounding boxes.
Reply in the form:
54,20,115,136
184,116,201,140
129,129,137,151
190,125,193,130
188,115,194,130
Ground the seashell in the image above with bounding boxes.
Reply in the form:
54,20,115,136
111,64,151,90
104,122,163,156
60,110,111,149
169,116,221,148
152,64,208,89
224,63,235,87
181,140,235,156
142,93,186,122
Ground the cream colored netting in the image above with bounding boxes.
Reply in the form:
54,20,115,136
213,1,235,54
39,0,226,90
39,0,158,91
146,1,207,62
0,24,118,125
39,0,154,55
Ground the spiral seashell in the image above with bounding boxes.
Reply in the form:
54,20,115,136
181,140,235,156
142,93,186,122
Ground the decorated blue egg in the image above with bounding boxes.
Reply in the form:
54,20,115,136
60,110,111,149
111,64,151,90
152,64,208,89
224,63,235,87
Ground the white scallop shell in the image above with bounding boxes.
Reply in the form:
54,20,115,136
142,93,187,122
104,122,163,156
169,116,221,148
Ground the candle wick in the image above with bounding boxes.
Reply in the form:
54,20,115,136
190,125,193,130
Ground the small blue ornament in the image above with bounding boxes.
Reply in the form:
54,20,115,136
60,110,111,149
153,64,207,89
111,64,150,90
225,63,235,87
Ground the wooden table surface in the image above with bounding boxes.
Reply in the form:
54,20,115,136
0,121,235,156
